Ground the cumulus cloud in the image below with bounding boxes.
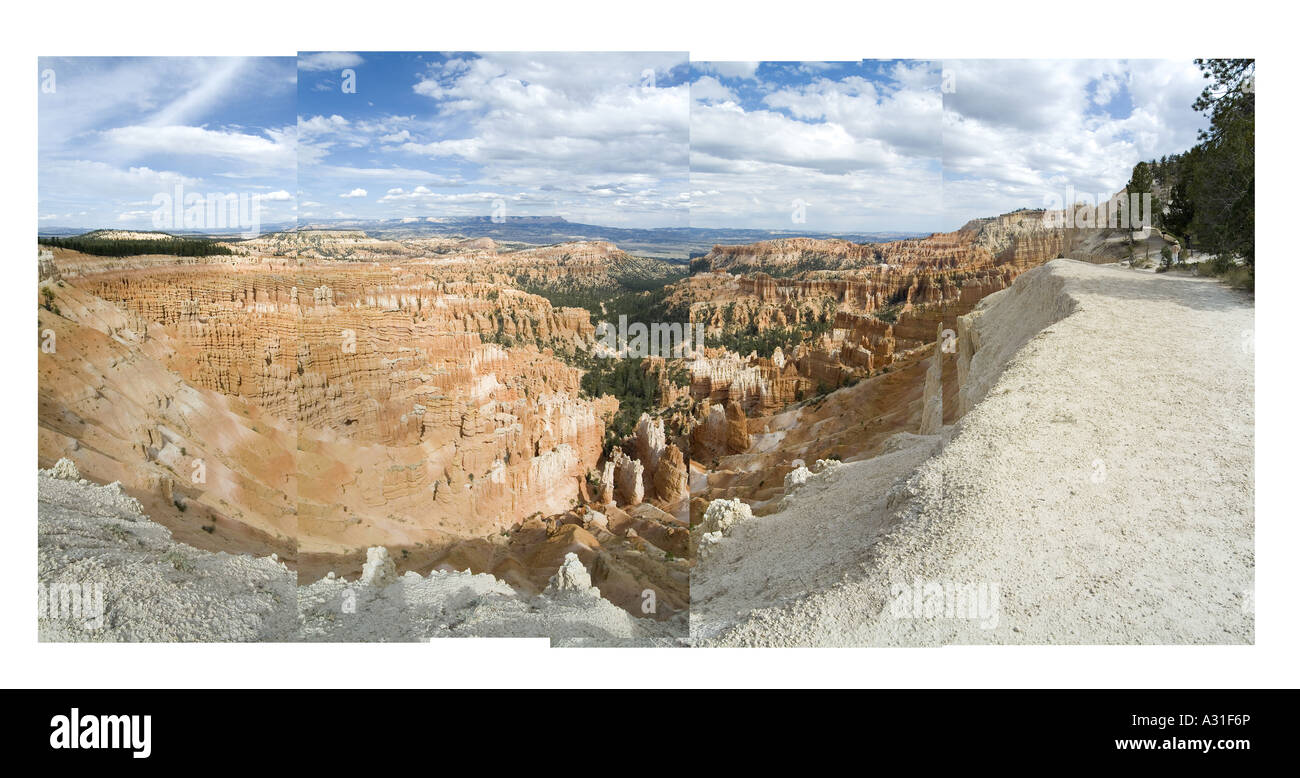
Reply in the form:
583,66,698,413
295,53,693,225
398,52,690,224
693,58,1207,232
691,75,738,104
299,114,350,136
690,61,942,232
265,56,1220,234
940,59,1204,224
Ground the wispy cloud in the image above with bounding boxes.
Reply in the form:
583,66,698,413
298,52,364,72
39,56,298,229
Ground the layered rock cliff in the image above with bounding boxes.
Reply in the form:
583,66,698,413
38,237,693,624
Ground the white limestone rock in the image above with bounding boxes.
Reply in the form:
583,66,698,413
545,552,595,597
48,458,80,481
784,465,813,493
360,546,397,587
699,498,753,536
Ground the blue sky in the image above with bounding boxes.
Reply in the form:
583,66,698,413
38,57,298,230
38,56,1208,234
297,52,690,226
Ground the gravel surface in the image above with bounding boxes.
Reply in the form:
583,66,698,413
39,462,680,645
692,260,1254,646
38,465,298,642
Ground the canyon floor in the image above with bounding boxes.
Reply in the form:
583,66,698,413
692,260,1254,646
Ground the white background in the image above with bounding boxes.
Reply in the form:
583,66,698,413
0,0,1292,688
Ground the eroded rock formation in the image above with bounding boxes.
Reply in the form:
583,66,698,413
686,209,1091,513
39,233,695,624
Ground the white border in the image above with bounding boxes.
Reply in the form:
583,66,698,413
1,0,1293,689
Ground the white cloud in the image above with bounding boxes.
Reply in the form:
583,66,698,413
396,53,689,224
339,188,367,198
294,56,1208,233
690,63,942,231
691,76,738,104
38,56,297,229
299,52,364,72
940,59,1204,224
298,114,350,136
696,62,760,80
101,125,296,168
146,58,250,127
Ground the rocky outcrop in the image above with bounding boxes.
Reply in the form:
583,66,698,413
544,552,596,597
699,497,752,534
919,325,945,435
48,457,80,481
966,210,1068,263
496,241,684,293
359,546,397,587
598,460,616,504
619,413,688,505
634,413,667,473
38,249,59,282
694,497,754,560
652,444,688,503
609,449,645,506
692,400,752,459
724,401,751,452
682,215,1066,415
701,238,878,273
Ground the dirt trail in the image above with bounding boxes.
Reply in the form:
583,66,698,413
693,260,1254,646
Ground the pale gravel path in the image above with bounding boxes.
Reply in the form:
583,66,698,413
694,260,1254,646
